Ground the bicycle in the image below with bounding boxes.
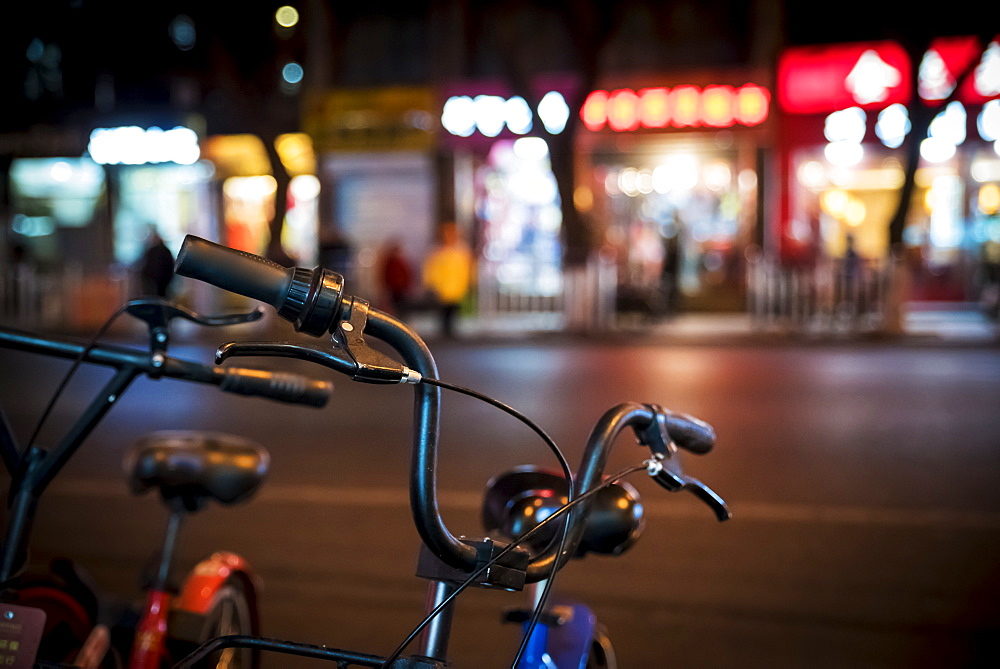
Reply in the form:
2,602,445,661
169,235,731,668
0,298,333,668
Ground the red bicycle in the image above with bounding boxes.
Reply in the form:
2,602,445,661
0,299,331,668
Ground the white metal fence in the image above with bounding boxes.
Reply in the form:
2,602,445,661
475,255,617,334
1,264,133,331
746,255,889,333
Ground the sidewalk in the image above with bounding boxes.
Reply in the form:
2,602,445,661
6,302,997,348
437,302,999,346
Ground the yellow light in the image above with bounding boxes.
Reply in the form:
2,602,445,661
574,185,593,213
820,189,849,218
275,133,316,176
979,183,1000,215
845,199,866,226
275,6,299,28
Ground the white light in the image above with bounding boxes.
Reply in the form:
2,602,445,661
512,137,548,161
928,175,963,248
738,169,757,192
441,96,476,137
290,174,321,200
538,91,569,134
845,50,902,105
619,167,639,197
979,100,1000,141
929,101,966,146
604,170,621,196
975,41,1000,98
703,161,732,191
473,95,506,137
87,125,200,165
166,127,201,165
824,107,867,143
504,96,533,135
824,141,864,167
652,155,699,192
636,168,653,194
797,160,827,189
920,137,957,163
919,48,955,101
50,161,72,182
971,157,1000,183
876,103,910,148
223,175,277,200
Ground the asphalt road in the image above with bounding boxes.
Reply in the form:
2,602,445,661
2,330,1000,668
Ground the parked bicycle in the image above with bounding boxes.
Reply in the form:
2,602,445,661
168,236,731,668
0,298,333,668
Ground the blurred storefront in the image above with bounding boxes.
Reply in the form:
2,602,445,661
777,36,1000,305
577,74,773,313
3,120,218,327
201,132,320,265
303,86,437,303
439,77,574,324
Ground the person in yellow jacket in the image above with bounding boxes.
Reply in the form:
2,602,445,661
422,221,474,338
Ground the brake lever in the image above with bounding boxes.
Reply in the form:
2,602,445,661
125,298,264,376
126,298,263,331
634,403,730,521
649,458,731,522
216,340,358,376
216,299,420,385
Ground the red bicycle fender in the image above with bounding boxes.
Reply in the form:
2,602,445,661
173,551,257,614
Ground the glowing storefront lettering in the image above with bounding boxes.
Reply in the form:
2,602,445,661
581,84,770,132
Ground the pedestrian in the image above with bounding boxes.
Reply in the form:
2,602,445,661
140,229,175,297
422,222,473,338
378,238,414,319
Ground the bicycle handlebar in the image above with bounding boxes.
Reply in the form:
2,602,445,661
0,327,333,408
174,235,729,583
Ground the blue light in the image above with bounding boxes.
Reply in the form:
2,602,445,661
282,62,304,85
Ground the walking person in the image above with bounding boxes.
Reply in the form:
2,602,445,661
378,238,414,319
422,222,473,338
140,229,175,297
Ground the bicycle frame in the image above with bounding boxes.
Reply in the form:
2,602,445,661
170,235,730,668
1,303,329,667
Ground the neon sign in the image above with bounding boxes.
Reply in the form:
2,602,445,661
441,92,570,138
580,84,770,132
88,126,201,165
779,37,1000,115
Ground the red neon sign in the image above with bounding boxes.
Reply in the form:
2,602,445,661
924,35,1000,104
581,84,770,131
778,41,912,114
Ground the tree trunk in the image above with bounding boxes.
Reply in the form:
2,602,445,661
261,131,294,265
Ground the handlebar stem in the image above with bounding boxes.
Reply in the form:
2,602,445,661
363,310,479,570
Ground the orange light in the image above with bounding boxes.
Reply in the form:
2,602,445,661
580,84,771,132
671,86,701,127
736,84,770,126
581,90,609,131
702,85,735,127
639,87,671,128
607,89,641,132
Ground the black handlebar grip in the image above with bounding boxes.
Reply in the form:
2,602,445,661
219,367,333,407
664,412,716,454
175,235,293,310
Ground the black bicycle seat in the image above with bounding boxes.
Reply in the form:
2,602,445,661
125,431,270,512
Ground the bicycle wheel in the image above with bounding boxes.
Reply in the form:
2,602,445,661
586,625,617,669
196,576,259,669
